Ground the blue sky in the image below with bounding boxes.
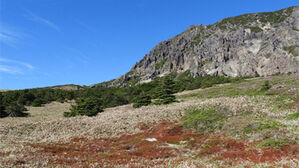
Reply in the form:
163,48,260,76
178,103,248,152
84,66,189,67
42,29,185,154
0,0,297,89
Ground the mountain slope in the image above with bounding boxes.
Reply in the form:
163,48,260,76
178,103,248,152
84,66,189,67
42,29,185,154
1,74,298,167
95,6,299,87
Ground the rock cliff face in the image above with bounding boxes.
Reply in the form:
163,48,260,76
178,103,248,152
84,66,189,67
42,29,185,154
95,7,299,87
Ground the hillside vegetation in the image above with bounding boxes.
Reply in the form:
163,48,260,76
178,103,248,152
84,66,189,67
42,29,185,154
0,74,298,167
0,71,247,118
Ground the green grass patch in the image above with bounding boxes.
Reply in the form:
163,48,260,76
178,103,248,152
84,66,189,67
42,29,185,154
271,92,297,110
256,118,285,130
255,138,291,149
182,75,298,101
183,82,265,100
240,117,287,139
243,118,285,135
286,112,299,120
183,106,231,134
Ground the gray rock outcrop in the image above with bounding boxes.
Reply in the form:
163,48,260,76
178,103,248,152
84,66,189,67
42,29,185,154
95,6,299,87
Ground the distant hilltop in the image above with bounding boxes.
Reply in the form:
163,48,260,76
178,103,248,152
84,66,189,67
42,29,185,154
94,6,299,88
0,89,9,92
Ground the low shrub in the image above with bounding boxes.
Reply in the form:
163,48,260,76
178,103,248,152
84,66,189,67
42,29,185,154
260,80,271,91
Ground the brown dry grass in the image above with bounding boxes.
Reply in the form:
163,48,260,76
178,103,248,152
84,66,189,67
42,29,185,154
0,75,298,167
0,89,10,92
50,85,81,91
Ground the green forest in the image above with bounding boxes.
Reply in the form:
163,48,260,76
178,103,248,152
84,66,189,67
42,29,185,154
0,72,247,118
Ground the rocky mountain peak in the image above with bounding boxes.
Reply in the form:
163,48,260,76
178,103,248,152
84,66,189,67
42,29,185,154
94,6,299,88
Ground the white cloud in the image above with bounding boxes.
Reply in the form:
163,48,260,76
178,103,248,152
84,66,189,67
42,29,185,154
0,65,22,74
0,23,24,48
0,33,17,46
24,9,61,32
0,58,34,74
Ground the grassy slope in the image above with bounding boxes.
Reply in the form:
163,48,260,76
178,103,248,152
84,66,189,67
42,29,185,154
0,74,298,167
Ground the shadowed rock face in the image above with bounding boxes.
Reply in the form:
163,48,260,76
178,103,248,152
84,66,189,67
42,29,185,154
95,7,299,88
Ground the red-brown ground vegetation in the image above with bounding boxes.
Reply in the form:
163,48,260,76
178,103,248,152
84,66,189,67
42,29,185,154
2,121,296,167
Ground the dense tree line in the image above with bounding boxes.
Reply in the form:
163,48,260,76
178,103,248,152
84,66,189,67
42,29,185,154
1,88,76,107
0,72,247,118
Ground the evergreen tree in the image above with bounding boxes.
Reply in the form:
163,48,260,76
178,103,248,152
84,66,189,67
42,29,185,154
154,75,176,105
133,93,151,108
4,102,28,117
31,98,43,107
64,97,103,117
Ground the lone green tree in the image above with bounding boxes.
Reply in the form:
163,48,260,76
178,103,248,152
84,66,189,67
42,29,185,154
4,102,28,117
154,75,176,105
133,93,151,108
64,97,103,117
